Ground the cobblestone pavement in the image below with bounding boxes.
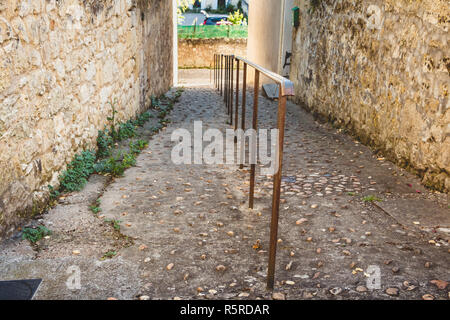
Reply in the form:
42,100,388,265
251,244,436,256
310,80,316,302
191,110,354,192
0,81,449,300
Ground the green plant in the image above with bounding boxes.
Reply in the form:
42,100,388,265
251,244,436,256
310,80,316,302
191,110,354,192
96,129,114,158
122,152,136,168
130,140,148,154
22,226,51,243
107,98,119,141
89,199,102,214
132,111,152,127
101,250,117,260
48,185,60,201
227,10,246,25
59,150,96,192
94,153,124,177
151,95,161,109
362,195,382,202
117,121,136,141
94,151,136,177
105,219,122,231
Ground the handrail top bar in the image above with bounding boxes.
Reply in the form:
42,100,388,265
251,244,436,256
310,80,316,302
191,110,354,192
229,54,294,97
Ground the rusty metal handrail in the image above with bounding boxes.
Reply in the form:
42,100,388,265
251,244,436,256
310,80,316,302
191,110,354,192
213,53,295,290
234,55,295,97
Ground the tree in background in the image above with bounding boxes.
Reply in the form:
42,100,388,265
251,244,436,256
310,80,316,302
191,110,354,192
227,10,247,25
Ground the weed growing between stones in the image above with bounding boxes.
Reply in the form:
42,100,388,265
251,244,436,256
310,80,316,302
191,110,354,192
105,218,122,231
101,250,117,260
22,225,52,244
58,151,97,192
89,199,102,215
362,195,382,202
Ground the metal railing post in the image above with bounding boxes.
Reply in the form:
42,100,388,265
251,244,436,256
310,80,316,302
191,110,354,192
225,56,229,109
239,62,247,170
267,91,287,290
230,56,234,125
220,55,223,96
249,70,259,209
235,58,239,131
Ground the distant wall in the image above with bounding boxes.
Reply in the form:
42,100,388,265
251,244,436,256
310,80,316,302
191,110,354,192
178,38,247,68
0,0,173,238
290,0,449,192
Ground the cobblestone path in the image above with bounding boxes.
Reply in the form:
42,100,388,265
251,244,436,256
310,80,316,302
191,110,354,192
1,83,448,300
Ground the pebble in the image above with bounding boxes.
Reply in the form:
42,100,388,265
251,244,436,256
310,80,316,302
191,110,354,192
139,295,150,300
422,294,434,300
329,287,342,295
238,292,250,297
356,286,367,292
272,292,286,300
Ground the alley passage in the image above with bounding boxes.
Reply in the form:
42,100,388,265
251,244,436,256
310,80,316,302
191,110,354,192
1,83,449,300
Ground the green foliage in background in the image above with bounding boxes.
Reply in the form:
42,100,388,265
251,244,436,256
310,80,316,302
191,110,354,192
178,25,247,39
227,10,246,25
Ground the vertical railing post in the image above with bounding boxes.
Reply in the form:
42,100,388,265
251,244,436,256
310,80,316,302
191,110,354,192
230,56,234,125
227,56,230,111
220,55,223,96
235,58,239,131
225,56,228,106
266,89,287,290
240,63,247,170
249,70,259,209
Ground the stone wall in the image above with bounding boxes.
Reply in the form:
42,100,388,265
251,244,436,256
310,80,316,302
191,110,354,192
178,38,247,68
290,0,449,192
0,0,173,238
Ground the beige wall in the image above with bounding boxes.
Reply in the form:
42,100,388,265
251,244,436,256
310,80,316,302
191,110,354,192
0,0,173,238
247,0,282,83
247,0,294,83
178,38,247,68
290,0,449,192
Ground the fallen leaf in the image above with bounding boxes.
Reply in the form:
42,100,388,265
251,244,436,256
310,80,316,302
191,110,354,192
430,279,448,290
166,263,174,270
385,288,399,296
216,265,227,272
